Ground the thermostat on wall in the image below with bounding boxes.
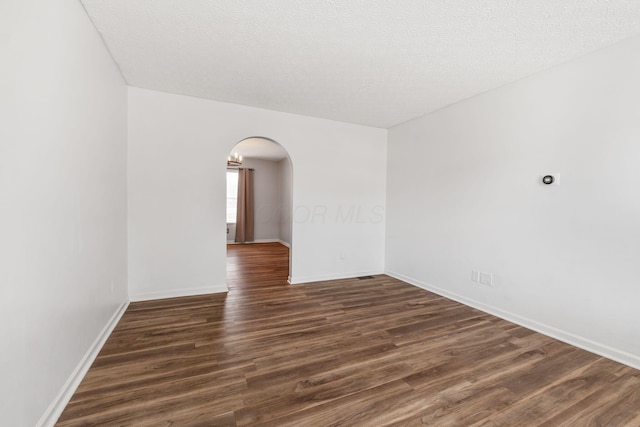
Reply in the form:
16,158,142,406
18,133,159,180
540,174,560,186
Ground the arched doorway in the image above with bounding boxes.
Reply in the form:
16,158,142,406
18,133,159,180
225,137,293,288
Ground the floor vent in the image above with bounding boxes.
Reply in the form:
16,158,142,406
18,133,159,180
357,276,374,280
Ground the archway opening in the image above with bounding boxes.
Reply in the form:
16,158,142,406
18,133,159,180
225,137,293,289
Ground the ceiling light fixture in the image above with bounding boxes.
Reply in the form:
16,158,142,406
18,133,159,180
227,152,243,167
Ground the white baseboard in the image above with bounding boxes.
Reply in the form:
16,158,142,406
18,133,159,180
227,239,290,247
386,270,640,371
129,285,227,302
289,271,383,285
227,239,276,244
37,300,129,427
277,239,291,248
227,239,291,248
253,238,278,244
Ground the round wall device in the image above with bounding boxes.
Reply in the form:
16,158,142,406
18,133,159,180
542,175,555,185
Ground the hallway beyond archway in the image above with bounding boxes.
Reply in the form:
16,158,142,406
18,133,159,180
226,242,289,290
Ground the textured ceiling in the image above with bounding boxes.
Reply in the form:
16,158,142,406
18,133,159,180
81,0,640,128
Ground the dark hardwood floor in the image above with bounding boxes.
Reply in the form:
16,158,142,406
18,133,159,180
226,241,290,290
57,242,640,426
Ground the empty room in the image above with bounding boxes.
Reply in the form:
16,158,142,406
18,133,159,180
2,0,640,425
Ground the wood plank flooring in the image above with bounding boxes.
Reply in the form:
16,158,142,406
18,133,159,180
226,242,290,290
57,242,640,426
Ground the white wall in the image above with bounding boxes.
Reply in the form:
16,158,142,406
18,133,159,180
227,158,281,242
386,35,640,368
278,157,293,246
0,0,128,425
128,87,387,299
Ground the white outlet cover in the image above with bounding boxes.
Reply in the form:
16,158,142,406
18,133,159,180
479,272,493,286
471,271,479,282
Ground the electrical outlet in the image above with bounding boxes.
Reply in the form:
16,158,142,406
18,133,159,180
479,272,493,286
471,271,479,282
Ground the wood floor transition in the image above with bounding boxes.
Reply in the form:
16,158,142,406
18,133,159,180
57,242,640,426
